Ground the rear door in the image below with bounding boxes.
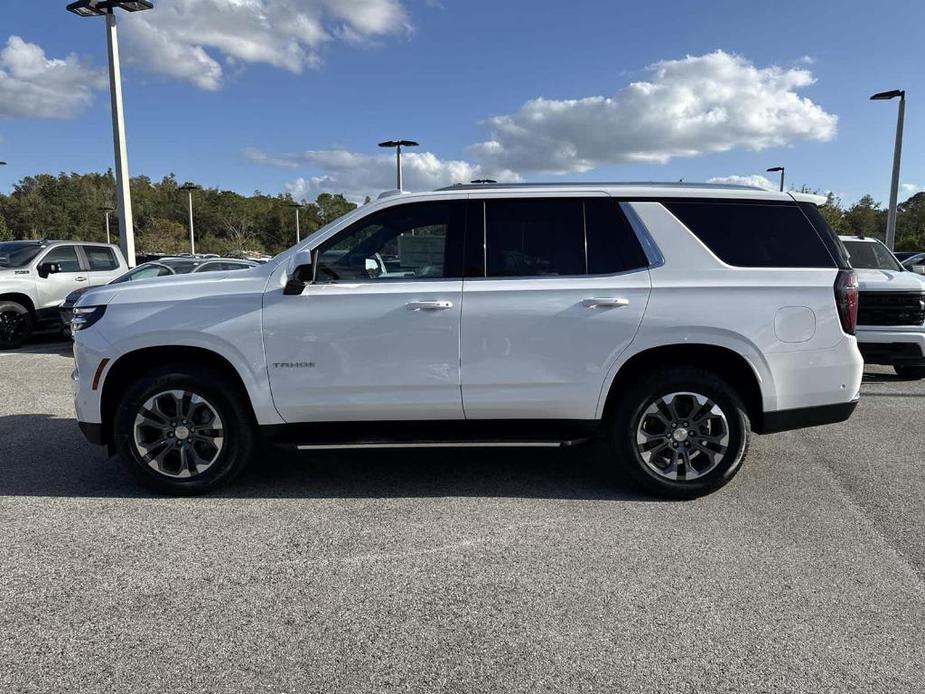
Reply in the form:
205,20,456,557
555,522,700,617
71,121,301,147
460,196,652,420
81,245,123,286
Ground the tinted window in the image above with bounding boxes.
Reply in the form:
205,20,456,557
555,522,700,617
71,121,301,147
160,260,201,274
0,243,44,268
797,202,851,269
585,199,649,274
318,202,462,281
84,246,119,271
42,245,81,272
198,262,253,272
114,264,173,283
485,199,584,277
842,240,903,271
665,202,836,268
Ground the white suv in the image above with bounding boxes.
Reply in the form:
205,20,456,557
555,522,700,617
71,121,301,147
0,240,127,349
71,183,863,498
840,235,925,379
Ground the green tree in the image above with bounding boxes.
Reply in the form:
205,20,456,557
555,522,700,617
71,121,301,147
838,195,886,239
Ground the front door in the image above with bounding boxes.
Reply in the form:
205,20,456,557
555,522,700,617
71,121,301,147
460,197,652,420
34,245,88,311
263,200,467,423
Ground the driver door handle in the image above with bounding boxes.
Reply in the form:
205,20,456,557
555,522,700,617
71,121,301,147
405,300,453,311
582,297,629,308
75,276,88,282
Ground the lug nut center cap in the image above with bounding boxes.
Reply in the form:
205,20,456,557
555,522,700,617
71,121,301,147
174,425,191,441
672,428,689,442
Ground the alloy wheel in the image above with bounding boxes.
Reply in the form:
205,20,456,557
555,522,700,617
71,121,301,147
635,391,730,481
133,389,224,479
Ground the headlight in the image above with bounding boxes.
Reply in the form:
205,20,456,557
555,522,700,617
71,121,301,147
71,305,107,332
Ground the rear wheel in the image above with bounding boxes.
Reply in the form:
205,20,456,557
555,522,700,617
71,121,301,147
609,367,750,499
0,300,33,350
894,364,925,380
113,365,256,495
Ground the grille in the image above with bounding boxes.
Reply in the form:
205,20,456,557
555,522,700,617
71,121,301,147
858,291,925,326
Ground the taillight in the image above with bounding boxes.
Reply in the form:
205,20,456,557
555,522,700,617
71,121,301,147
834,270,859,335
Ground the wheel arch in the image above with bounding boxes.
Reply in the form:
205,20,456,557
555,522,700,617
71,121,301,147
0,292,37,315
599,343,767,432
99,345,257,448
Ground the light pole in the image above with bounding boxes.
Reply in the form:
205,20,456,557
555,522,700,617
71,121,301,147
378,140,418,190
179,182,201,254
766,166,785,192
99,206,115,244
67,1,152,268
870,89,906,251
287,203,304,244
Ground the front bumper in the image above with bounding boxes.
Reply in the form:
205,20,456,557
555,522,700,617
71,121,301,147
78,421,105,446
856,327,925,366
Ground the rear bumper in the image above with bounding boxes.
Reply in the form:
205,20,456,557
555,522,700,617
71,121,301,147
756,400,859,435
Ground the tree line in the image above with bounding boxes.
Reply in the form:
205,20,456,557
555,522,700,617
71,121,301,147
1,171,924,256
0,171,359,257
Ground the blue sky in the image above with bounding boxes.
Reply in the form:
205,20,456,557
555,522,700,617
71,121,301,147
1,0,923,205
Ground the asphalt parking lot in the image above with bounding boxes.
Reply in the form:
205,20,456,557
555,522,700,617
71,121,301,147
1,338,923,693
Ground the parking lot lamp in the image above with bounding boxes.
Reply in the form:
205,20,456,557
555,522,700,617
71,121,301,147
287,203,304,244
378,140,418,191
766,167,785,192
870,89,906,251
66,0,153,268
179,183,201,254
99,206,115,244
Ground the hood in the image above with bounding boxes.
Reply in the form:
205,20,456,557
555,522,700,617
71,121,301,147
855,267,925,292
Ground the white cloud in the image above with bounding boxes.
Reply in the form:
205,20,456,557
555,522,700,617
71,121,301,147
0,36,106,119
251,148,519,201
470,50,837,174
708,174,777,190
900,183,923,194
124,0,410,90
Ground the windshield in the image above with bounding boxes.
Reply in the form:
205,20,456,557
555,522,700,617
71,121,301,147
159,259,203,274
843,240,904,271
0,242,44,268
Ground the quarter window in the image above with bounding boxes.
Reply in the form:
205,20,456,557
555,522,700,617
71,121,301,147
586,199,649,274
84,246,119,271
316,202,462,281
41,246,81,273
665,201,837,268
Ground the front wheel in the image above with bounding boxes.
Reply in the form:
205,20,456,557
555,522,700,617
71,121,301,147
894,364,925,380
113,365,256,495
609,367,750,499
0,300,33,350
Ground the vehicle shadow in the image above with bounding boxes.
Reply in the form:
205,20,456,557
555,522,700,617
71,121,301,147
0,334,72,357
0,414,658,502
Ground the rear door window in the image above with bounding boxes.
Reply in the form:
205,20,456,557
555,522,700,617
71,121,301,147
84,246,120,271
664,201,837,268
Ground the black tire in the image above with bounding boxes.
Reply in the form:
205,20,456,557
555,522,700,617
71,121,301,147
0,300,34,350
894,364,925,380
609,367,750,499
113,364,256,495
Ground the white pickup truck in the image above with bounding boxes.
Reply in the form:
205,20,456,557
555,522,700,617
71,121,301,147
0,240,128,349
841,235,925,379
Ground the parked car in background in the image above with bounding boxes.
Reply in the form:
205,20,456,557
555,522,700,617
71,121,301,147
0,240,127,349
71,182,863,498
899,251,925,274
59,256,258,327
841,236,925,379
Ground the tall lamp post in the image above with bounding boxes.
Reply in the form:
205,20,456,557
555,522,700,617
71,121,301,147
100,206,115,244
870,89,906,251
766,166,785,192
66,0,152,268
378,140,418,190
179,182,201,254
287,202,304,244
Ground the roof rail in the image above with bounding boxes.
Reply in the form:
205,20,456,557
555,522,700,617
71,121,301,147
435,181,767,192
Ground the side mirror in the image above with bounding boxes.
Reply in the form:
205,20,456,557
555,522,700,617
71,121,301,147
913,265,925,275
38,262,61,279
283,247,313,295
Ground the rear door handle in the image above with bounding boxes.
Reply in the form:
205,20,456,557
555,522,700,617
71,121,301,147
75,277,88,282
582,297,629,308
405,300,453,311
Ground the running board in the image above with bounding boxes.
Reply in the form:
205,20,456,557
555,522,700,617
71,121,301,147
261,419,603,450
294,439,590,451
